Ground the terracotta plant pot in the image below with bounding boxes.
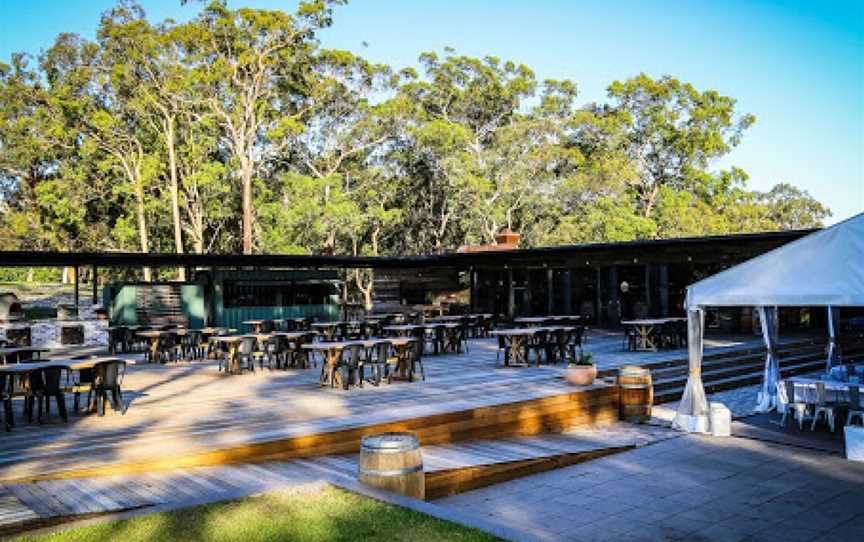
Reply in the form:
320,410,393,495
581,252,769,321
566,364,597,386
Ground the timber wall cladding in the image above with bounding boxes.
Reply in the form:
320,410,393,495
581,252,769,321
21,384,619,482
136,284,187,326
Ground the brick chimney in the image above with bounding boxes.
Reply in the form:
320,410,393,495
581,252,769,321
457,228,521,253
494,228,521,247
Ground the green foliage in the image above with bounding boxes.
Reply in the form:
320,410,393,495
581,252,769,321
0,1,831,287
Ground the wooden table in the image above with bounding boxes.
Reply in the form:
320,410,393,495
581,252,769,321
302,341,363,388
311,322,343,341
386,338,419,381
621,318,686,351
0,357,131,419
383,324,424,338
513,317,551,327
136,330,176,363
491,329,537,366
241,320,268,333
209,335,246,374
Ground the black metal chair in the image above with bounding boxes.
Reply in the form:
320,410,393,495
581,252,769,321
496,335,511,366
90,360,126,417
0,373,12,431
530,330,549,366
33,366,68,424
368,341,396,386
338,343,364,389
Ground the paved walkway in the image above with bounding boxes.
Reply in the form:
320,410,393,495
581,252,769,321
435,433,864,542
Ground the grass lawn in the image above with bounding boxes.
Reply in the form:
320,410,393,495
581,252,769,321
16,486,499,542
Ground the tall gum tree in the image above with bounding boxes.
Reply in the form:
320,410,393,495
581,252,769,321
178,1,339,253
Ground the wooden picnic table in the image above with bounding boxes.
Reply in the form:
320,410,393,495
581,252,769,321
621,317,686,351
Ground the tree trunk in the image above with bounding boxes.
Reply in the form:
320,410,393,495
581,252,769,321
134,174,152,281
241,162,254,254
166,118,185,279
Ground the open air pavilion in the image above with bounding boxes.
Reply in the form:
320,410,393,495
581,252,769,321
0,224,863,540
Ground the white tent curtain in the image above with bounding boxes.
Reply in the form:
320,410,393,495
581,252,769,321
672,307,710,433
826,305,841,370
754,306,780,413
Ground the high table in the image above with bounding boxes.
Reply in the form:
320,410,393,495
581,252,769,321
209,335,247,374
491,328,537,366
513,317,551,327
241,320,269,333
0,357,132,423
302,341,363,388
136,330,176,363
620,317,686,351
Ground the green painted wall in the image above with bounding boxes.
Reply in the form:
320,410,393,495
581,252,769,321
107,283,205,328
107,269,340,329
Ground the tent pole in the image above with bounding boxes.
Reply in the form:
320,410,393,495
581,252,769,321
672,293,710,433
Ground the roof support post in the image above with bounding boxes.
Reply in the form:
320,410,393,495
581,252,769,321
92,265,98,305
73,266,79,307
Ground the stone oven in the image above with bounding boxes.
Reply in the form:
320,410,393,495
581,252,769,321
0,293,24,322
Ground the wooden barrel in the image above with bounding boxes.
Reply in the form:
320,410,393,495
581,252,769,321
358,432,424,500
618,365,653,422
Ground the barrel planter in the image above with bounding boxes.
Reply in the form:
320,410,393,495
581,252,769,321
618,365,653,423
358,432,424,500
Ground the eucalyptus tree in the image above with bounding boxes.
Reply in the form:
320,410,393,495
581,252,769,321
177,0,341,253
97,2,190,263
605,73,755,219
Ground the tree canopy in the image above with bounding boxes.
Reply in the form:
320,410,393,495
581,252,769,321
0,0,830,269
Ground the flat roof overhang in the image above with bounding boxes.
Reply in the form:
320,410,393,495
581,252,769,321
0,229,815,270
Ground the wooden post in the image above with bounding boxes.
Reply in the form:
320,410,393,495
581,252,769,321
546,268,554,315
609,266,619,326
659,264,669,317
506,267,514,320
470,268,478,313
92,265,98,305
563,270,573,315
595,267,603,326
73,266,80,307
644,264,652,317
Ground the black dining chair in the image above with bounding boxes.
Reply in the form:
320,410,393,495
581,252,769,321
338,343,364,389
91,360,126,416
1,373,12,431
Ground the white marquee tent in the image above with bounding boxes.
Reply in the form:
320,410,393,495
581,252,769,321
673,212,864,433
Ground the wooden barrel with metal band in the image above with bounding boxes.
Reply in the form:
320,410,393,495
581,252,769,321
358,432,424,499
618,365,653,422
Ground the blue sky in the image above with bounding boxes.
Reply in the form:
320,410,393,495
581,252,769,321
1,0,862,224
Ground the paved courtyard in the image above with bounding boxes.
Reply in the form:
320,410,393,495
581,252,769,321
436,433,864,542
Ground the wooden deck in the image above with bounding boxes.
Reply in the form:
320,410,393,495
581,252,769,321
0,422,677,534
0,339,620,482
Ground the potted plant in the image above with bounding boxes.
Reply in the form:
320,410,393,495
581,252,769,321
565,352,597,386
